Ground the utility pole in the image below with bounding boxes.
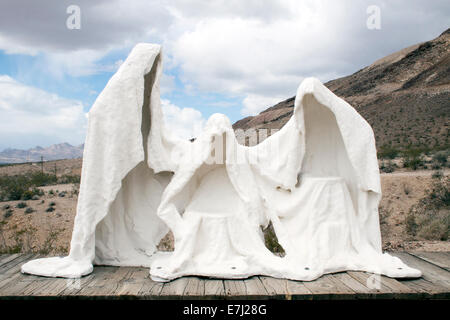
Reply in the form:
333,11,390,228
40,156,44,173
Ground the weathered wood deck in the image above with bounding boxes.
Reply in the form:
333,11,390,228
0,252,449,300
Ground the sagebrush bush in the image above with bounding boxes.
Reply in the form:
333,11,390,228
406,177,449,241
15,202,27,208
0,171,78,202
3,209,13,218
24,207,34,214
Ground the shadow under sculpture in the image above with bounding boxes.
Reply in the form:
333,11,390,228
21,43,421,282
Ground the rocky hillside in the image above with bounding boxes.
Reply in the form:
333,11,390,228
0,143,84,164
233,29,450,153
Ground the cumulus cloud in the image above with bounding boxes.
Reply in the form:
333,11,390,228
242,94,287,117
161,99,205,140
169,0,449,115
0,75,87,149
0,0,448,120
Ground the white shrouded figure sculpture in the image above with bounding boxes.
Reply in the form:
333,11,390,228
21,43,421,281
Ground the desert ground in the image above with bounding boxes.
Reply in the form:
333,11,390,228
0,158,449,255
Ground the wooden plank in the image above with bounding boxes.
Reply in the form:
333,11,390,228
395,277,450,298
285,280,312,300
138,277,164,298
259,276,287,298
224,279,246,297
159,277,190,299
0,252,448,299
0,253,20,267
0,254,38,292
347,271,395,298
95,267,135,296
204,279,225,296
3,254,76,297
38,278,76,296
183,277,205,298
331,272,373,296
115,267,149,296
243,277,268,297
301,274,355,299
345,270,416,297
0,253,34,275
75,266,120,296
57,268,110,296
391,252,450,288
409,252,450,271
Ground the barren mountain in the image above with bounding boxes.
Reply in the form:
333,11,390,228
233,29,450,152
0,143,84,164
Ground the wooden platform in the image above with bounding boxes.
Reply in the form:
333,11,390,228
0,252,449,300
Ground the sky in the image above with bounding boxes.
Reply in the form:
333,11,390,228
0,0,448,150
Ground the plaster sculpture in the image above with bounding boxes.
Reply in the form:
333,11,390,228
21,43,422,281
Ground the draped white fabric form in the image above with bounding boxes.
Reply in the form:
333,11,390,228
21,43,421,281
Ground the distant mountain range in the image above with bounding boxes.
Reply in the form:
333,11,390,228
0,143,84,164
233,28,450,152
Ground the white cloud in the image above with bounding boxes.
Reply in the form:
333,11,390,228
0,75,87,149
161,99,205,140
242,94,286,117
0,0,448,121
167,0,449,115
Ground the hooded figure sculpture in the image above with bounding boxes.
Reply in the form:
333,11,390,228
21,43,421,281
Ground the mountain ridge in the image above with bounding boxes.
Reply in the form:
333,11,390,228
233,28,450,153
0,143,84,164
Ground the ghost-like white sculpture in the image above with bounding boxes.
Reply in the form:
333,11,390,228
21,43,421,281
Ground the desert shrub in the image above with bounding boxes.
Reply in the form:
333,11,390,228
46,207,55,212
405,213,418,235
417,218,449,241
3,209,13,218
378,146,399,159
15,202,27,208
24,207,34,214
406,177,449,241
432,150,449,165
39,229,63,255
379,205,391,225
58,175,80,184
403,154,424,170
49,201,56,207
380,160,396,173
0,172,54,201
432,170,443,179
2,204,10,210
0,174,29,201
29,171,57,186
0,171,78,202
